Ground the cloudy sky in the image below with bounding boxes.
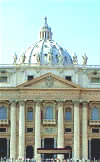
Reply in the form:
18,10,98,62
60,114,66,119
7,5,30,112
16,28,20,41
0,0,100,65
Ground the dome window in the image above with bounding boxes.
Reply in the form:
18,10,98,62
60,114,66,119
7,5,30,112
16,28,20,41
65,76,71,81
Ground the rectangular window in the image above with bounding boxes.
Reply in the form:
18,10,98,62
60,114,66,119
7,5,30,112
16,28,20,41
65,128,71,133
65,111,72,121
27,75,34,81
27,111,33,121
92,128,99,133
65,76,71,81
0,77,7,82
0,107,7,120
27,128,33,133
91,77,100,83
0,128,6,132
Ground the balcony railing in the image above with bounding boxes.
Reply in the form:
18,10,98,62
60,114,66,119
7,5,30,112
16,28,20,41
42,119,56,125
0,119,9,125
89,120,100,125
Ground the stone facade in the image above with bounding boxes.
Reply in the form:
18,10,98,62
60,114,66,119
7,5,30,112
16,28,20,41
0,18,100,161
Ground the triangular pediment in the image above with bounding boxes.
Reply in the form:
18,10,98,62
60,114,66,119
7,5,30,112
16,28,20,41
17,73,80,89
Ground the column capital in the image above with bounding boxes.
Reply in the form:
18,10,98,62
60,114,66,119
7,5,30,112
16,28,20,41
9,100,17,105
18,100,26,106
82,102,88,106
56,99,65,103
34,99,42,103
72,100,80,105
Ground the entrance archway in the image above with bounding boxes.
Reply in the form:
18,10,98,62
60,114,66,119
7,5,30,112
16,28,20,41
26,146,33,159
44,138,54,159
91,139,100,160
0,138,7,158
64,146,72,159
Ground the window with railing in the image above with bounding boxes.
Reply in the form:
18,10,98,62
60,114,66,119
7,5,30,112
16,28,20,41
27,107,33,121
91,77,100,83
65,109,72,121
0,106,7,120
91,107,100,120
45,106,53,120
0,76,7,82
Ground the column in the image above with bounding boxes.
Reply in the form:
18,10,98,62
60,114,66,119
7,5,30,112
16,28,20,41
41,139,44,159
74,101,80,159
89,139,91,159
7,138,10,159
19,101,25,159
54,138,57,158
35,101,41,161
82,102,88,159
57,101,64,160
10,101,16,159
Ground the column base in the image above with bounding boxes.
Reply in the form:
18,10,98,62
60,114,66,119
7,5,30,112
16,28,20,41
35,154,41,162
57,154,64,162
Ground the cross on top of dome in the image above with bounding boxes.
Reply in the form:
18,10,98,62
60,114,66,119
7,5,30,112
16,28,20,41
44,16,48,27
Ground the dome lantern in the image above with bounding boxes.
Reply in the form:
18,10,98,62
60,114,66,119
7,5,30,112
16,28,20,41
40,17,52,41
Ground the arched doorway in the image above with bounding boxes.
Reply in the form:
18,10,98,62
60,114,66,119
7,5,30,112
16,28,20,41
0,138,7,158
26,146,34,159
64,146,72,159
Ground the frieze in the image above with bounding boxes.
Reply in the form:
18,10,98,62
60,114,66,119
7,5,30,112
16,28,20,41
1,89,100,101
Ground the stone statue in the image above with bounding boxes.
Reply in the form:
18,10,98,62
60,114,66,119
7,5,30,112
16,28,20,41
36,54,40,63
58,53,63,64
82,53,88,65
73,53,78,65
47,52,52,63
13,53,17,64
21,53,26,64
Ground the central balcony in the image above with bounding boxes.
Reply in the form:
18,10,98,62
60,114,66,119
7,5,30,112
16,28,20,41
89,120,100,125
42,119,56,125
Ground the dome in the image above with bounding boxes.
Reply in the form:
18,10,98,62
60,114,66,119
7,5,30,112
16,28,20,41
18,17,73,65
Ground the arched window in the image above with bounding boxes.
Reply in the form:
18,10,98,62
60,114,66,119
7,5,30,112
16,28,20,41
92,107,99,120
65,109,72,121
45,106,53,120
27,107,33,121
0,106,7,120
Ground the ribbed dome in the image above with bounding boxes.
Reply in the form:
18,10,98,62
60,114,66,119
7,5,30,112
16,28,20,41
18,17,73,65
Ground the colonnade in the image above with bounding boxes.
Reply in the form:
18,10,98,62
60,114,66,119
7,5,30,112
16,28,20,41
10,100,88,160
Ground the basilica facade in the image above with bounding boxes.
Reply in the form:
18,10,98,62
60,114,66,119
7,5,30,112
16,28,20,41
0,17,100,161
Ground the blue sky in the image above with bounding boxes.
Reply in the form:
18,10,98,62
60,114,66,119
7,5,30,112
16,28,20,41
0,0,100,65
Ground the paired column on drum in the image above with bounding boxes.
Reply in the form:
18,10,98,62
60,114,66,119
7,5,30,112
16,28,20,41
19,101,25,158
57,101,64,160
74,101,80,159
35,101,41,161
82,102,88,159
10,101,16,159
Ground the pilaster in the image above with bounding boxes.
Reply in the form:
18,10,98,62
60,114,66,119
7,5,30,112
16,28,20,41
82,102,88,159
19,100,25,159
10,101,16,159
35,100,41,162
57,101,64,161
73,101,80,159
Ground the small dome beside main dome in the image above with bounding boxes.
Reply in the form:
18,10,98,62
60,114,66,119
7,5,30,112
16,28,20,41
18,17,73,65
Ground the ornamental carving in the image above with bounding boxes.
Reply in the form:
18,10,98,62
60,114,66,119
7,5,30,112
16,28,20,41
45,75,54,88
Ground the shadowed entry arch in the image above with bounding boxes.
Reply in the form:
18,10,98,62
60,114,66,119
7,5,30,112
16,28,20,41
26,146,34,159
91,139,100,160
64,146,72,159
0,138,7,158
44,138,54,159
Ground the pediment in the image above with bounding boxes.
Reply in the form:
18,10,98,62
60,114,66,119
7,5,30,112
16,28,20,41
17,73,80,89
